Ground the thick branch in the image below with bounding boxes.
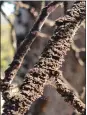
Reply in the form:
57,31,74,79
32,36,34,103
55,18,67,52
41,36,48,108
1,1,61,94
2,1,86,115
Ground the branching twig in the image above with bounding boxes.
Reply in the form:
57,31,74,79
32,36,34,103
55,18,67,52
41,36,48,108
2,1,86,115
1,1,61,97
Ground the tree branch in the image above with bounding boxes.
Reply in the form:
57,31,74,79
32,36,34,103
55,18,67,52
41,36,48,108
1,1,61,97
1,1,86,115
1,9,13,27
14,1,58,27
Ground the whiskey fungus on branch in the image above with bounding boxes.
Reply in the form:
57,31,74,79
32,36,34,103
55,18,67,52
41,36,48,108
1,1,86,115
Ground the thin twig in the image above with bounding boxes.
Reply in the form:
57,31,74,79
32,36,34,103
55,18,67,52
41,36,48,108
1,9,16,52
1,9,13,27
45,19,55,27
36,31,51,39
2,1,86,115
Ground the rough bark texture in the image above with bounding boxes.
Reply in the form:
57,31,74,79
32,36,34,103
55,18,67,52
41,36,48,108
2,1,86,115
1,1,61,99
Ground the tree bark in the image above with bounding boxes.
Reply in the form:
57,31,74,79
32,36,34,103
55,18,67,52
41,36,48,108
2,1,86,115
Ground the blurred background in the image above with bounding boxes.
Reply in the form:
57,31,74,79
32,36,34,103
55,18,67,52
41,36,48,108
1,1,86,115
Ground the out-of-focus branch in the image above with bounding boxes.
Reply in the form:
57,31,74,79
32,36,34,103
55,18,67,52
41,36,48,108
1,1,61,100
2,1,86,115
1,9,13,27
1,9,16,54
45,19,55,27
36,32,51,39
14,1,38,17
